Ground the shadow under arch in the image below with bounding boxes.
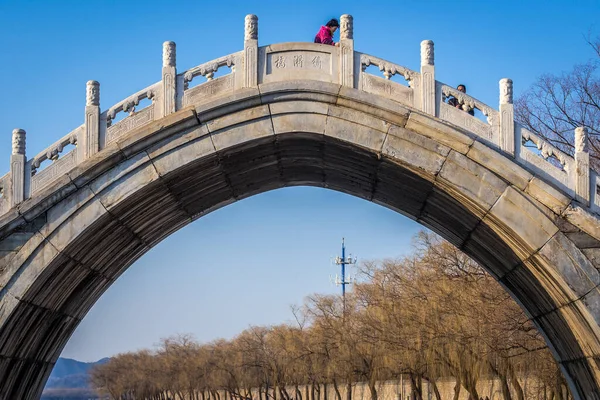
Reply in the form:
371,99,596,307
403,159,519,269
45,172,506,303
0,84,598,399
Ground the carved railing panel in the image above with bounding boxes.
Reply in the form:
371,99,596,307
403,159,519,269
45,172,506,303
516,123,574,192
104,82,161,146
259,43,338,84
182,52,240,106
437,82,499,146
0,173,8,215
29,126,82,194
358,53,420,108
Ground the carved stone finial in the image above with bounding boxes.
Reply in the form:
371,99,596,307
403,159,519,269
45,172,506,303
420,40,434,66
340,14,353,40
499,78,513,104
12,129,26,155
163,41,176,67
575,127,589,154
86,80,100,106
245,14,258,41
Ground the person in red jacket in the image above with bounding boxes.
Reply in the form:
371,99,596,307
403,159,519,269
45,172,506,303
314,18,340,46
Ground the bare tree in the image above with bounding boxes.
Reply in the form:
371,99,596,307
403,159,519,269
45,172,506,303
515,35,600,167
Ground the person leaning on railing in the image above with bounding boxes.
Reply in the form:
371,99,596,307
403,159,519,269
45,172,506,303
314,18,340,47
447,84,475,116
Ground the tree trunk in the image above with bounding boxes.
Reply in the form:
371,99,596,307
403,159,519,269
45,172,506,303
409,374,422,400
332,379,342,400
428,378,442,400
368,379,378,400
346,381,352,400
508,364,524,400
296,385,302,400
305,384,310,400
497,372,512,400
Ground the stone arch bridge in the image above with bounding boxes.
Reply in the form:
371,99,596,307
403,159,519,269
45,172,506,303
1,14,600,400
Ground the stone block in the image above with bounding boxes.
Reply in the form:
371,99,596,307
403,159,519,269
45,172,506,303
525,177,571,216
259,80,341,105
269,100,329,116
538,233,600,296
37,187,96,240
272,113,328,136
89,152,152,196
44,197,109,255
0,233,46,290
337,86,410,127
564,203,600,243
150,129,216,178
438,150,508,214
18,175,78,225
96,163,160,212
381,124,450,179
116,107,199,158
324,111,388,153
566,231,600,249
195,87,262,122
466,140,532,190
145,124,211,160
405,112,474,154
210,114,274,152
67,144,125,189
486,186,559,257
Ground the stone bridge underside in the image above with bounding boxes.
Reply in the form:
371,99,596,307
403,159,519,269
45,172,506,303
2,83,600,399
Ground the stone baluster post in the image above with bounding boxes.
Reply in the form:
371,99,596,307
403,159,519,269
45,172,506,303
162,41,177,117
339,14,354,88
243,14,258,87
499,78,515,156
10,129,26,207
420,40,435,116
575,126,590,206
82,80,100,160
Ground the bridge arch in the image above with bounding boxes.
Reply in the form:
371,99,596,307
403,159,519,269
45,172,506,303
1,15,600,399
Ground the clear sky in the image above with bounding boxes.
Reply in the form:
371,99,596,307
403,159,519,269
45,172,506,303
0,0,598,362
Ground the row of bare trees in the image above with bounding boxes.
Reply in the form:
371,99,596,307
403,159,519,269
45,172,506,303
90,233,571,400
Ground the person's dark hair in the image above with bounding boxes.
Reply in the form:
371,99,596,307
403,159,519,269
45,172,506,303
457,84,466,90
326,18,340,28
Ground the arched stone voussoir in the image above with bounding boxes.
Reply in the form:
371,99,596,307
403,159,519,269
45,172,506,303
536,300,600,362
258,80,342,106
380,124,449,182
538,232,600,300
208,105,275,152
483,186,559,261
560,357,600,400
324,104,390,154
435,150,508,219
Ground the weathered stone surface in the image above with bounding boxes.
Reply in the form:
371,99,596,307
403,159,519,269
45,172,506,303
116,107,199,158
149,127,215,177
325,107,388,153
405,112,474,154
526,176,571,216
485,186,559,259
96,163,160,211
270,101,329,136
337,85,410,127
382,124,449,179
437,150,507,215
565,203,600,243
539,233,600,295
466,141,532,190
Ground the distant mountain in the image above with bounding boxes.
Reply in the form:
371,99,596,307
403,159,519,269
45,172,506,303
42,357,110,399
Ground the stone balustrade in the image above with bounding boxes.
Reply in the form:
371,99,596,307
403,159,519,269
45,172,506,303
1,14,596,217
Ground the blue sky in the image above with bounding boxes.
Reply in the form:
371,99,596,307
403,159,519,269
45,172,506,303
0,0,598,361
